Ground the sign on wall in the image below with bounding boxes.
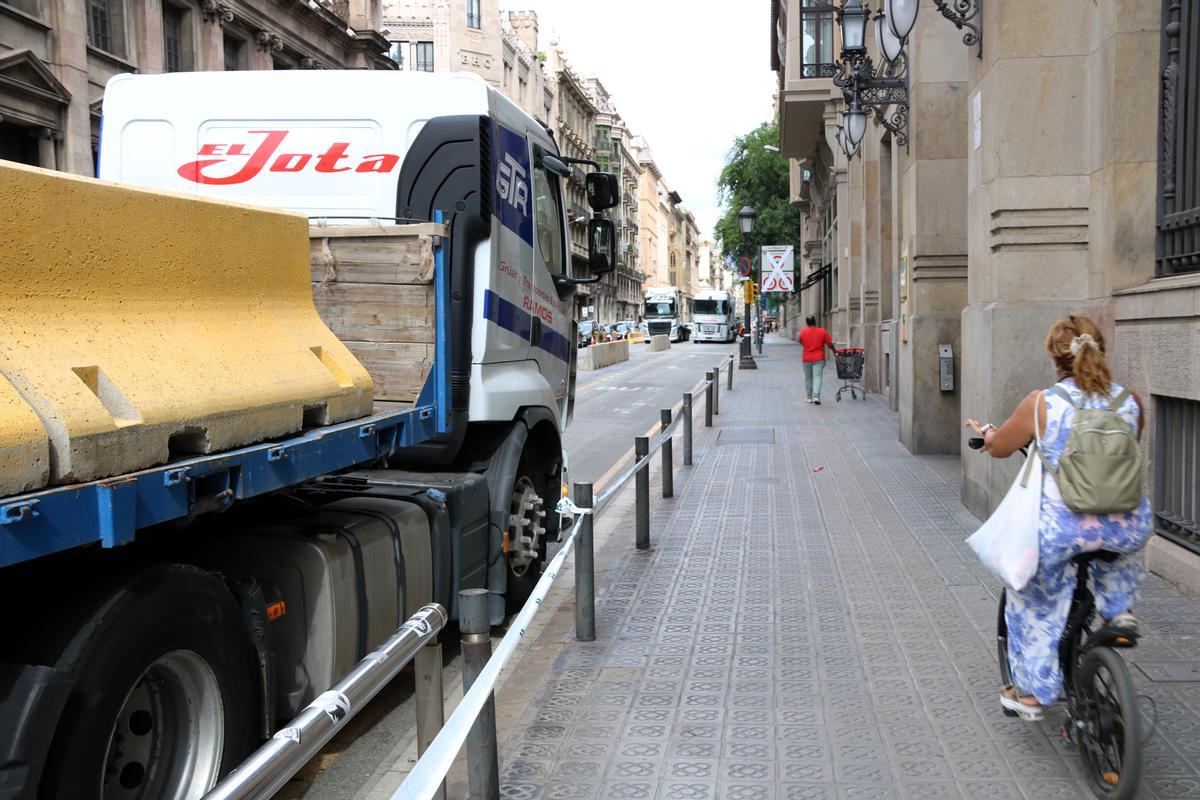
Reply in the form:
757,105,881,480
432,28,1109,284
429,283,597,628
760,245,794,292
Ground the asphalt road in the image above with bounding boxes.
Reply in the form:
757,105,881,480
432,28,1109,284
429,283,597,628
566,337,740,488
276,337,739,800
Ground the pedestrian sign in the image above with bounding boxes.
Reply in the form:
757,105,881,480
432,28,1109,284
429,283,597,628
760,245,794,292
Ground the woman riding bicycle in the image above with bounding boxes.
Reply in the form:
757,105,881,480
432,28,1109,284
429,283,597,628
965,314,1152,721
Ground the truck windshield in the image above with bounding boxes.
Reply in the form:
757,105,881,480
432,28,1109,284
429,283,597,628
645,301,675,317
693,299,728,315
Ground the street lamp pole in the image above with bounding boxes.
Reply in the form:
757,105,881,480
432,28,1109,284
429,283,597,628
738,205,757,370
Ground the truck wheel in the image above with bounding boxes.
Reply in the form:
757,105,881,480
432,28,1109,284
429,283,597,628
505,458,548,612
39,565,258,800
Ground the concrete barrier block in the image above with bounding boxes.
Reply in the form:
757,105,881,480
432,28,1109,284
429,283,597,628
0,162,374,493
577,340,629,371
649,335,671,352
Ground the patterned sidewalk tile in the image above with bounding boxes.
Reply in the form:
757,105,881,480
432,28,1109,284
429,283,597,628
500,338,1200,800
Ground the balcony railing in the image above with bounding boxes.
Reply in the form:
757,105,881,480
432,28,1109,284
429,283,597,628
800,63,838,78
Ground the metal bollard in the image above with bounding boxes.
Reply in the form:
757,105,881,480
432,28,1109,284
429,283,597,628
705,372,714,428
459,589,499,800
713,364,720,416
660,409,674,499
682,392,693,466
727,357,734,390
574,482,595,642
635,435,650,550
414,639,447,800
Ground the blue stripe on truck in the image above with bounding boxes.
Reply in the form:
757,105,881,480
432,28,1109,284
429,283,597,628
483,289,570,363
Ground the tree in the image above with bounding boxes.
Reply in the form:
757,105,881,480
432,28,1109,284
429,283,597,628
713,119,803,306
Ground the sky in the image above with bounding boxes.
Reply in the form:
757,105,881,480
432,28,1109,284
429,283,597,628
502,0,778,241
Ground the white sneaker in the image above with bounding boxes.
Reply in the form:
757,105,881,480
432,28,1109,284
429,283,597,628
1109,612,1140,635
806,398,813,404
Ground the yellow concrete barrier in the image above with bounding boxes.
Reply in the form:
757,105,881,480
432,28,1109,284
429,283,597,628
0,161,373,495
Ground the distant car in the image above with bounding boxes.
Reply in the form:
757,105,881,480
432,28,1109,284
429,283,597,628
613,321,634,340
638,321,649,340
578,320,598,348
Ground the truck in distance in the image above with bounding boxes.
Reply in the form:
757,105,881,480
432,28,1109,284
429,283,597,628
691,289,737,343
643,286,690,343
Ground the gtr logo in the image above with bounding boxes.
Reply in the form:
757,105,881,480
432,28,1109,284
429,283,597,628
496,152,529,217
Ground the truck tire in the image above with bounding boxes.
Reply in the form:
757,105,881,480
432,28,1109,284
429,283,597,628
38,565,258,800
505,454,549,613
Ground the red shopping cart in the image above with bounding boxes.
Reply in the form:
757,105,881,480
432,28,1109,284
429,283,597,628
834,348,866,402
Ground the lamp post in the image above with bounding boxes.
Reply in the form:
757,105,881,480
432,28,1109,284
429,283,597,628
738,205,757,370
833,0,984,162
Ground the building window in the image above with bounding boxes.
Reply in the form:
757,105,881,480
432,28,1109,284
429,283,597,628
162,3,191,72
87,0,126,57
467,0,481,29
1155,395,1200,555
224,34,245,71
2,0,41,16
1157,0,1200,276
798,2,837,79
414,41,434,72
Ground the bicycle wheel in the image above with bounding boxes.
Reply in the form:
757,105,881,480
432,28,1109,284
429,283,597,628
1077,646,1142,799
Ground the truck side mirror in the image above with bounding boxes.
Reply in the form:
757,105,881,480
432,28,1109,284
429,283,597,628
586,172,620,211
587,218,616,276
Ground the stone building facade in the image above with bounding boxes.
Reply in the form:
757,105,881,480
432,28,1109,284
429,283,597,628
771,0,1200,581
0,0,392,177
588,77,644,323
379,3,552,125
543,41,596,321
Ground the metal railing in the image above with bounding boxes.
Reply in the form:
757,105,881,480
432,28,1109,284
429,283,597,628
202,604,448,800
395,351,738,800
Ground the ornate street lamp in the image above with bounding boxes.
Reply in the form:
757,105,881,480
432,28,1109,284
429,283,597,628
886,0,983,59
739,205,757,237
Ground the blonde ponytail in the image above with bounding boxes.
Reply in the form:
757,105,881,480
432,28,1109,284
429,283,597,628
1045,314,1113,396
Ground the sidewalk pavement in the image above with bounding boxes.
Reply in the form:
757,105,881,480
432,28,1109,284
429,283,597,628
482,335,1200,800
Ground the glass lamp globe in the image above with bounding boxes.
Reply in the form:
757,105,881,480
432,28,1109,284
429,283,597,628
839,0,869,53
876,11,905,64
845,101,868,146
885,0,919,41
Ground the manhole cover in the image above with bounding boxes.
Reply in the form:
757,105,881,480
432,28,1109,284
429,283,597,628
716,428,776,445
1136,663,1200,682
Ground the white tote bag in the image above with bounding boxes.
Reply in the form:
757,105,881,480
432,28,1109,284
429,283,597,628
966,397,1044,592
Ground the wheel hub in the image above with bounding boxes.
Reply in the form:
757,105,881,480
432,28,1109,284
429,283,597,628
508,476,546,577
102,650,225,800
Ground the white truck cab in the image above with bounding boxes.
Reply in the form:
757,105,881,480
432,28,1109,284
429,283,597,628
643,286,688,343
691,288,737,343
99,69,621,620
99,70,599,435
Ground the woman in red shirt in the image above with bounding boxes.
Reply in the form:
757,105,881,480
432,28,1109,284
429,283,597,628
797,316,836,404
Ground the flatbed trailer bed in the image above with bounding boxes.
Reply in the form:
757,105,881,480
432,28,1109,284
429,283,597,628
0,216,451,570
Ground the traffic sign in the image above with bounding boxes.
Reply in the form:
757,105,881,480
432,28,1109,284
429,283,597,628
760,245,794,292
738,256,752,278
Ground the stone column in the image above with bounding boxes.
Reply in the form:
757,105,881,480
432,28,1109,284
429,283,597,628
961,0,1159,517
894,12,969,455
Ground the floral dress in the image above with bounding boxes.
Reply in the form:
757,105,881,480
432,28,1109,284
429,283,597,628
1004,379,1153,705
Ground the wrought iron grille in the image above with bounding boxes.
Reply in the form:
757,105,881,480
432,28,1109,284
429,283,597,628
1155,394,1200,555
1157,0,1200,276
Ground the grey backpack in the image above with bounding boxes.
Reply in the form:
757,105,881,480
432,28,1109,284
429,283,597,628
1043,385,1142,514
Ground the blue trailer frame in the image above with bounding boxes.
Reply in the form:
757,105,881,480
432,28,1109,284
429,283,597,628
0,218,450,570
